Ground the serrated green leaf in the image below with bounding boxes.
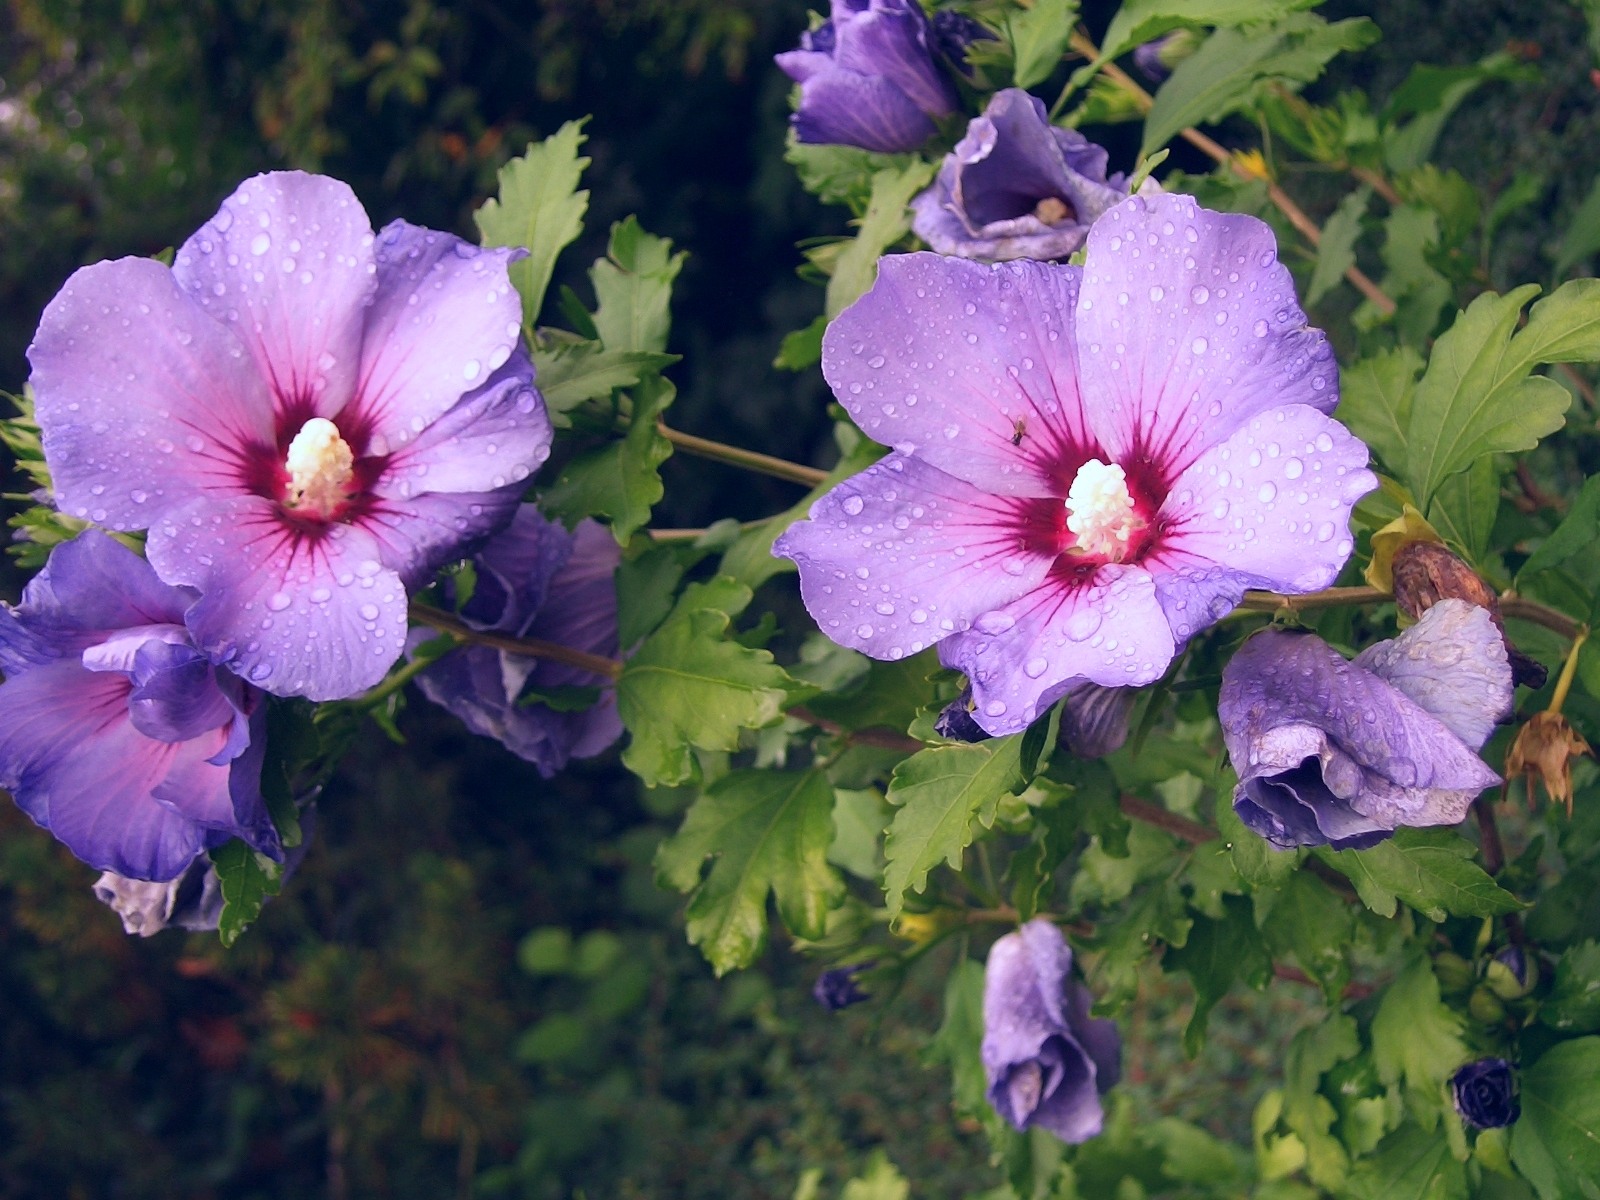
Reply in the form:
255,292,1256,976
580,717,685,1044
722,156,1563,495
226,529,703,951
1261,871,1353,1002
1140,17,1379,158
1308,186,1370,306
1217,794,1300,889
1345,1123,1468,1200
474,120,590,333
210,838,284,947
1096,0,1318,66
1337,348,1423,478
591,216,685,354
1090,878,1194,1011
1007,0,1079,90
840,1151,910,1200
1167,894,1270,1056
615,543,684,648
1281,1014,1360,1190
805,649,939,735
774,313,826,372
827,161,937,318
1382,55,1537,176
617,576,792,788
1371,957,1469,1130
1318,828,1522,922
882,735,1027,914
1541,941,1600,1034
828,787,889,880
531,340,677,419
654,768,841,974
1511,1037,1600,1200
542,374,674,540
1521,475,1600,582
784,134,918,211
1557,175,1600,278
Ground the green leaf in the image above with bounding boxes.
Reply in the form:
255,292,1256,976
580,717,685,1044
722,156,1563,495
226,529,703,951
617,576,793,788
1316,829,1522,922
882,735,1027,915
542,374,674,540
1557,174,1600,277
1345,1123,1468,1200
1280,1014,1360,1190
654,769,841,975
531,340,677,420
210,838,284,948
1371,205,1450,345
1371,957,1469,1129
590,216,686,354
1140,16,1379,158
1541,941,1600,1034
1382,55,1537,176
1089,878,1193,1011
774,313,826,372
804,650,939,734
1217,793,1300,889
840,1151,910,1200
1511,1037,1600,1200
1521,475,1600,581
828,787,889,881
1307,186,1370,306
1426,453,1501,562
473,120,590,333
1007,0,1079,90
1261,871,1353,1002
784,135,918,211
1167,894,1271,1056
826,161,937,319
1097,0,1318,65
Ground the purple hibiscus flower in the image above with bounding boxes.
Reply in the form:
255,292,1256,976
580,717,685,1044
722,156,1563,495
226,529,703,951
412,506,622,776
775,192,1375,736
983,919,1120,1143
1451,1058,1520,1129
777,0,959,154
910,89,1128,262
28,171,553,701
1219,599,1513,850
0,531,278,881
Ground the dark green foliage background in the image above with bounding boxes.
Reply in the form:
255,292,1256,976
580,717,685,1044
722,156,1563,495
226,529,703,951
2,0,1598,1195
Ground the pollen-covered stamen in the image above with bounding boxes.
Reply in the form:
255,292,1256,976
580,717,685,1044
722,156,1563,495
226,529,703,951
283,417,355,517
1032,196,1076,226
1064,459,1140,560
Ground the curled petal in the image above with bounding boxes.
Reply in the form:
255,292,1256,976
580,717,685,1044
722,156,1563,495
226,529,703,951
785,67,939,153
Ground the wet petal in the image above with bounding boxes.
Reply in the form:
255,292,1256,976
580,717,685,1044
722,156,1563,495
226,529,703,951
774,454,1052,661
831,0,956,119
1078,193,1341,483
360,486,524,591
14,530,191,643
126,640,237,743
824,253,1096,495
784,66,939,153
171,171,375,420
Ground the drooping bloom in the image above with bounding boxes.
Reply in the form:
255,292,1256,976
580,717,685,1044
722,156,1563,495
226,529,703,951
93,857,224,936
776,0,958,154
1451,1058,1520,1129
910,89,1127,262
28,171,553,701
1057,682,1135,758
1219,599,1513,850
412,507,622,776
0,531,278,881
775,192,1374,736
982,919,1119,1143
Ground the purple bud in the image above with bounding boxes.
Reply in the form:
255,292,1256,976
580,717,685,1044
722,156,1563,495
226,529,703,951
813,963,872,1010
1451,1058,1520,1129
930,10,996,76
1058,682,1135,758
936,688,992,742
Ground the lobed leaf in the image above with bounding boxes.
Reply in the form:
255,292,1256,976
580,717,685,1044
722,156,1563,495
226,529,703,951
1007,0,1079,90
1317,829,1522,922
591,216,685,354
1511,1037,1600,1200
825,161,937,319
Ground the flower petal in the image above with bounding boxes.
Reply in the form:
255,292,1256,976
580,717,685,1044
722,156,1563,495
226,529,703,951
1152,405,1374,604
15,529,190,641
171,172,375,419
786,67,939,153
147,495,409,700
29,258,275,525
360,487,525,591
940,563,1174,735
831,0,956,119
824,253,1097,495
773,454,1051,661
348,222,526,455
1078,193,1341,482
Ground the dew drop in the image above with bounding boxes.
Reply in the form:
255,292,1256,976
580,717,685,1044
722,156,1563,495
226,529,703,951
841,495,865,516
267,592,292,612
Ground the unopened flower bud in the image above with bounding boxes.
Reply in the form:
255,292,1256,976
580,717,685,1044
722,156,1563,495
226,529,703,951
1451,1058,1520,1129
1485,945,1537,1000
1392,541,1499,622
1506,710,1592,814
1433,951,1475,994
813,963,872,1011
936,689,991,743
1468,986,1508,1024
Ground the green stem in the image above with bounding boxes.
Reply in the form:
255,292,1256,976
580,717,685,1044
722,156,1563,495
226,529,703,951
346,650,442,710
1549,626,1589,716
655,423,827,487
409,602,624,679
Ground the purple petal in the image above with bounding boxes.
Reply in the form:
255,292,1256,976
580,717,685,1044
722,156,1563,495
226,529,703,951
458,504,575,633
28,258,275,526
773,454,1052,661
788,68,940,153
823,254,1097,495
360,486,525,591
1058,682,1136,758
1078,193,1341,484
170,172,375,421
831,0,956,119
147,495,409,700
1151,405,1375,602
347,222,525,456
1353,599,1513,750
940,563,1174,735
125,640,237,742
13,530,190,642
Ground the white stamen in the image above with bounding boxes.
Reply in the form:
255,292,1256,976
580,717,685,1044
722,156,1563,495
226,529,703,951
1064,459,1139,559
284,417,354,516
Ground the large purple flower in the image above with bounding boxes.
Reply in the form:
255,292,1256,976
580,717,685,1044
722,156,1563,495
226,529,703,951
412,506,622,776
982,919,1119,1143
777,0,958,154
775,193,1375,735
1219,599,1512,850
910,89,1128,262
28,171,553,701
0,531,278,881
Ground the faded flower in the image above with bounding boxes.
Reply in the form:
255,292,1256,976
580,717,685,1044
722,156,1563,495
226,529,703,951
1505,710,1591,813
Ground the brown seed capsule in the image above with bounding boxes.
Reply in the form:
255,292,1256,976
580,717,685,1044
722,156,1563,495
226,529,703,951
1505,710,1592,815
1391,540,1499,622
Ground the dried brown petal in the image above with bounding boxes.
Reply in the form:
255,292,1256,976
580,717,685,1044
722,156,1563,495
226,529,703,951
1505,711,1592,814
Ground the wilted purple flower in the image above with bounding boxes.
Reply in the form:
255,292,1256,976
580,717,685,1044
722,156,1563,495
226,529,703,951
412,507,621,776
0,531,278,881
1451,1058,1520,1129
982,919,1119,1143
1058,682,1135,758
1220,599,1512,850
910,89,1127,262
929,10,997,76
776,0,958,154
813,963,873,1010
94,856,224,936
775,193,1373,736
28,171,553,702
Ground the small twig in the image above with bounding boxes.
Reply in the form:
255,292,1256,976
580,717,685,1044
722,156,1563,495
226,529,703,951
1237,585,1388,615
1499,594,1584,642
656,422,827,486
409,602,624,679
1473,795,1506,876
1118,795,1214,845
648,521,768,542
1349,164,1403,209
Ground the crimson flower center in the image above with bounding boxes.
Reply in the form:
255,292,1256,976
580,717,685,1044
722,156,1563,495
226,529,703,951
1064,458,1142,561
282,417,355,519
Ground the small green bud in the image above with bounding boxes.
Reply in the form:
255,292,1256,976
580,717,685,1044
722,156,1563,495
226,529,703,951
1469,986,1508,1025
1484,946,1537,1000
1433,951,1474,993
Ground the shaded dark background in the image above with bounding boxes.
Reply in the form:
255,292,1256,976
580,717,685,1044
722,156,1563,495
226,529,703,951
1,1,1597,1196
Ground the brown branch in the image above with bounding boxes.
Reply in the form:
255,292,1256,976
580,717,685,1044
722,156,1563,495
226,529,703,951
409,602,624,679
1237,585,1388,615
1499,594,1584,641
1473,795,1506,876
1119,795,1215,845
656,422,828,486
